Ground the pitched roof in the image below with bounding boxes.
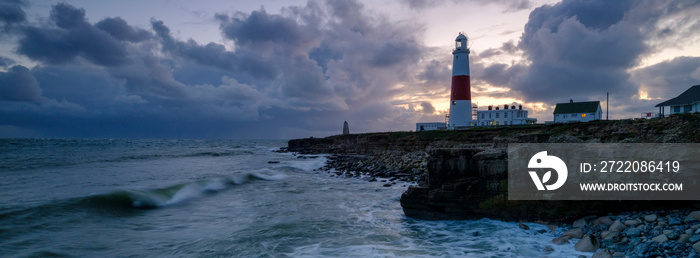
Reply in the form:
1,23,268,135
553,101,600,114
655,85,700,107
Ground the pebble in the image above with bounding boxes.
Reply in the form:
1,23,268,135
592,248,613,258
652,234,668,243
552,236,570,245
519,222,530,230
542,246,554,253
685,211,700,222
624,219,640,227
645,214,658,222
609,220,627,232
689,234,700,244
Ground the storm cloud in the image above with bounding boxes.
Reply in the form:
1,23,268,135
474,0,700,113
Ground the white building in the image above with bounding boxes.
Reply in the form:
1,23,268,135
476,104,536,126
416,122,447,131
655,85,700,117
553,100,602,123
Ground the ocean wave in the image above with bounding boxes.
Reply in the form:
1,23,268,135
0,170,288,220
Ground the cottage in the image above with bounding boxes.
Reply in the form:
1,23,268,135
553,100,602,123
655,85,700,117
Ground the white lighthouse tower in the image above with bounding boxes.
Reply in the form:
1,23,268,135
448,33,472,129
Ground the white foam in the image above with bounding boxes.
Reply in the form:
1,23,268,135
287,155,328,171
165,183,202,206
288,218,590,257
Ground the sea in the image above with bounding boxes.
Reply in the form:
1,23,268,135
0,139,586,257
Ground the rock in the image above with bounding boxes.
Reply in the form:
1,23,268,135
382,183,392,187
536,229,547,234
623,227,642,237
685,210,700,222
552,236,570,245
575,234,600,252
652,234,668,243
267,161,280,164
548,224,557,233
367,177,377,182
609,220,627,232
644,214,657,222
694,241,700,253
693,224,700,231
689,234,700,244
612,252,625,257
632,243,648,256
542,246,554,253
472,231,480,237
696,228,700,234
624,219,640,227
679,233,691,244
592,248,613,258
594,216,614,226
519,222,530,230
601,230,611,239
562,228,584,239
667,230,680,240
573,216,595,228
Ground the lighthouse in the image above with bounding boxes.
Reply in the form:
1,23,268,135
448,33,472,129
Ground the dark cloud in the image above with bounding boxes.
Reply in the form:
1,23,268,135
401,0,532,12
420,102,435,114
0,0,26,25
0,65,41,102
95,17,152,42
18,3,128,66
498,0,684,104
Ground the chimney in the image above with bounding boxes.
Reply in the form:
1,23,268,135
519,105,522,110
511,105,515,109
504,104,508,109
488,106,492,110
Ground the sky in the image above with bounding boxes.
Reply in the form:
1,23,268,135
0,0,699,139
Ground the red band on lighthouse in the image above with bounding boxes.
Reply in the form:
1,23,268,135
450,75,471,101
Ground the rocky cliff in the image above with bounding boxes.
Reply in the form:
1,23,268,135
287,114,700,222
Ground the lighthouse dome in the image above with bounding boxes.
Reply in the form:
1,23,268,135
455,33,468,50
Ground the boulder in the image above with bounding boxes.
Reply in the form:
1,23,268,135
562,228,584,239
694,241,700,253
575,234,600,252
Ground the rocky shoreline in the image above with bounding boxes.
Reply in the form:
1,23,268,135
285,113,700,256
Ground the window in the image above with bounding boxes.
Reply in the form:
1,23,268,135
582,113,586,118
455,40,461,49
452,101,456,105
496,113,499,118
673,106,680,113
481,114,485,119
489,113,492,118
505,112,508,118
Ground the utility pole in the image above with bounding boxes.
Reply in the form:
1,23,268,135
606,92,609,120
